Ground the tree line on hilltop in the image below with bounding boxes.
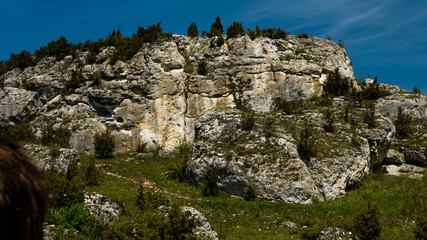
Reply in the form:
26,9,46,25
0,16,337,76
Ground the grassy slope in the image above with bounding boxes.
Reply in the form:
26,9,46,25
83,153,426,240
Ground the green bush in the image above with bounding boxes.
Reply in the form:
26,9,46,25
46,163,85,208
343,104,350,123
187,22,199,38
85,51,97,65
360,77,389,100
0,76,4,89
93,128,115,158
323,68,350,97
414,214,427,240
274,98,305,114
312,93,333,107
47,203,92,233
184,59,194,74
226,21,245,39
210,16,224,37
160,204,198,239
394,106,412,139
4,50,36,71
87,72,102,86
202,167,220,197
168,142,192,183
136,141,148,153
244,183,257,201
136,23,172,44
197,59,208,75
297,32,309,38
323,109,335,133
262,116,275,138
241,109,256,131
295,48,307,55
36,35,76,61
352,202,381,240
84,156,99,186
41,124,71,148
0,122,36,143
338,38,345,48
135,185,170,212
297,127,316,162
363,103,376,128
247,25,288,40
413,86,422,94
370,154,383,174
216,35,225,47
50,144,60,159
64,69,85,94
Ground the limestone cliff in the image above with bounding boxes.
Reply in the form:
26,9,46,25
0,35,353,152
2,34,426,204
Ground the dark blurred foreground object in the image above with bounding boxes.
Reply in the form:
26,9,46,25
0,137,51,240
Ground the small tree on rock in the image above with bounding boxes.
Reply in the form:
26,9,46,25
197,59,208,75
394,106,412,139
210,16,224,37
323,68,350,97
226,21,245,39
187,22,199,38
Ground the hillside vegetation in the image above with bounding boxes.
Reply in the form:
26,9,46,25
0,17,426,239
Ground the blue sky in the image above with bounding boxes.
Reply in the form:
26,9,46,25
2,0,426,93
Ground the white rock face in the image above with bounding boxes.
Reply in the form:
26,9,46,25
1,34,354,152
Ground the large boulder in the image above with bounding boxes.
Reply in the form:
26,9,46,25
0,87,41,125
84,193,123,222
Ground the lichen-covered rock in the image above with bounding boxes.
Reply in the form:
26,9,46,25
25,144,81,172
181,206,218,240
84,193,122,222
0,87,41,125
319,227,354,240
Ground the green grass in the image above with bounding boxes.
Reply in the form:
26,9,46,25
80,152,426,240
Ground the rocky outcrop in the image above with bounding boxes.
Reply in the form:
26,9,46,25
319,227,354,240
84,193,123,222
181,206,218,240
187,107,394,204
403,149,427,167
25,144,81,172
2,35,353,152
0,87,41,125
385,163,425,179
376,93,427,119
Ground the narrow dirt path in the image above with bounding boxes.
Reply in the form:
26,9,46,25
97,164,195,200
